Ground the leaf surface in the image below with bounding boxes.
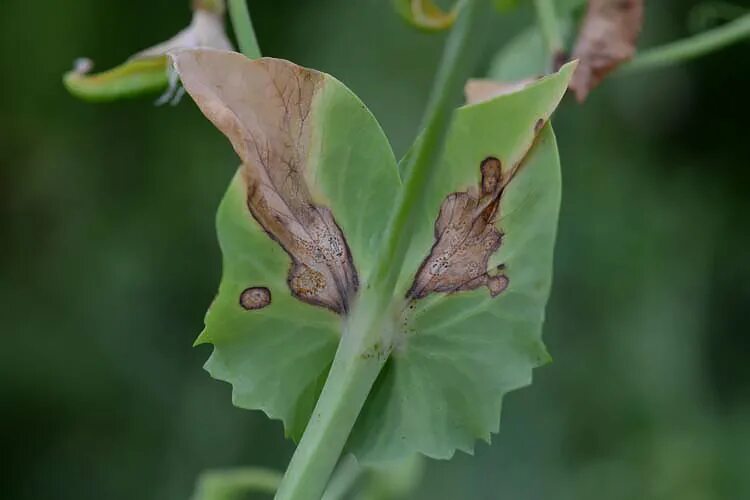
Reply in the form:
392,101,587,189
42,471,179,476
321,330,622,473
347,63,574,461
175,50,400,439
179,48,574,459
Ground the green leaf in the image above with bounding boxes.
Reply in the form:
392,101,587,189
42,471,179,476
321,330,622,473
177,48,574,460
200,173,340,439
177,50,401,440
348,63,574,462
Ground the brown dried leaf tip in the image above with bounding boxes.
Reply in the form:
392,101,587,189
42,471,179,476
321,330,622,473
173,50,358,315
407,157,511,300
464,79,537,105
240,287,271,310
569,0,644,102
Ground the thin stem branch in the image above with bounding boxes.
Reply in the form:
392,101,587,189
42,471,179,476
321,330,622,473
273,312,389,500
533,0,563,59
321,455,362,500
621,13,750,74
370,0,484,296
273,2,485,499
227,0,262,59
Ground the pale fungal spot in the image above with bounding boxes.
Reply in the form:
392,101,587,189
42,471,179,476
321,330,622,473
239,286,271,310
487,274,509,297
72,57,94,75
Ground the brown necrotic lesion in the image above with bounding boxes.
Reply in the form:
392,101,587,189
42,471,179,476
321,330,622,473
407,157,511,300
240,286,272,310
172,51,358,315
241,62,358,314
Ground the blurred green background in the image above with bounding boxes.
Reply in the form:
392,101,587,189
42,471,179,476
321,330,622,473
2,1,749,499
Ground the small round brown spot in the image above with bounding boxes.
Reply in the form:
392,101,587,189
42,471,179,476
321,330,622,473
534,118,545,133
488,275,509,297
480,157,502,194
239,287,271,310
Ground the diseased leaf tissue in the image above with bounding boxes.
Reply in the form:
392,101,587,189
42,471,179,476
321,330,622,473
239,286,271,310
178,48,573,461
408,157,509,300
173,51,358,314
174,50,542,315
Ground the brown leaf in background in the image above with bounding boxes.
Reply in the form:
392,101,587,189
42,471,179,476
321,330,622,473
569,0,644,102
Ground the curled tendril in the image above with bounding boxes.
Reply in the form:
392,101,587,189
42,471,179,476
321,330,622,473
393,0,464,32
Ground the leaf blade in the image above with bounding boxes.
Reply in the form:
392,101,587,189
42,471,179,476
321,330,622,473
347,64,574,462
177,50,400,440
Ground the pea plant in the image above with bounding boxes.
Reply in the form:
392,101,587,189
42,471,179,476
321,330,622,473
65,0,750,498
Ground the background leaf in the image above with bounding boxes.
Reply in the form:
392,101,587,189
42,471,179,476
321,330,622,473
488,22,574,81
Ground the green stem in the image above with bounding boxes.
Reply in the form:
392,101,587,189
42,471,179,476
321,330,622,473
370,0,484,295
227,0,262,59
621,13,750,74
274,301,390,500
192,467,282,499
532,0,563,59
321,455,362,500
274,3,484,499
